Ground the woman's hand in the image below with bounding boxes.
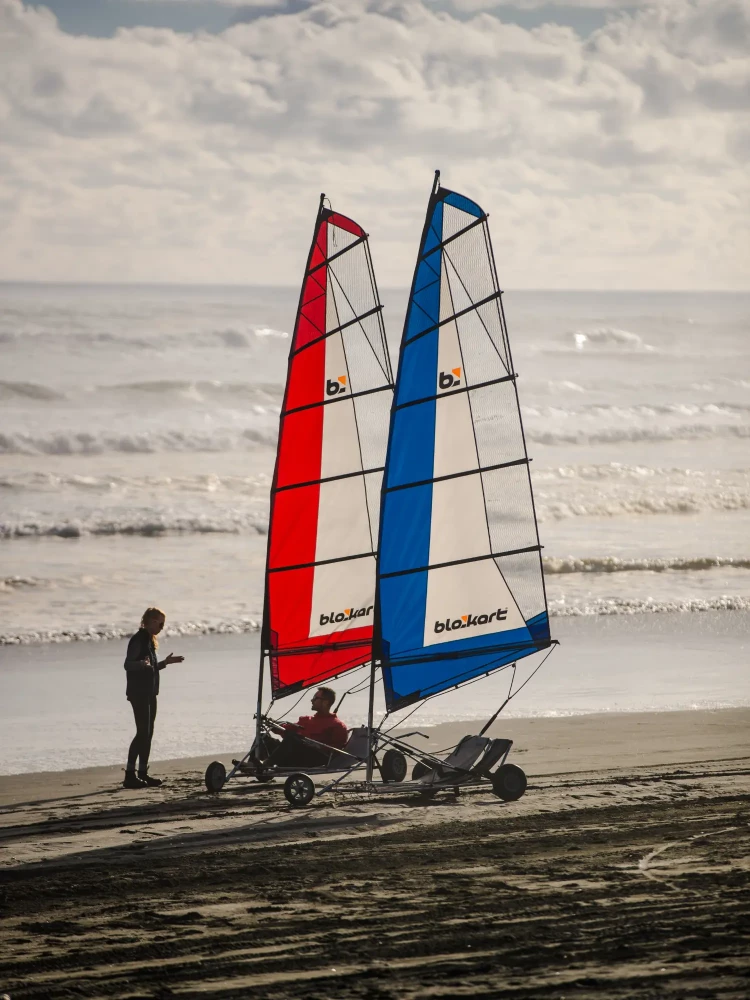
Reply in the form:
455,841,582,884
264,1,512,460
163,653,184,666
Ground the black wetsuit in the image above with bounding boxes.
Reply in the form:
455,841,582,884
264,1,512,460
124,629,163,775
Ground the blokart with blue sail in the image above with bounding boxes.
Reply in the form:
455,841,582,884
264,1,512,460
283,172,557,808
204,194,401,794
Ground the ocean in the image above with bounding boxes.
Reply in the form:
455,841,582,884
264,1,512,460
1,283,749,772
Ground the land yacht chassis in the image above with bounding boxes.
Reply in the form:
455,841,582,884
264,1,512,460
205,646,556,804
204,713,524,807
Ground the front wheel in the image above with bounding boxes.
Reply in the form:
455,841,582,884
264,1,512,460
205,760,226,793
284,773,315,808
381,749,408,783
492,763,527,802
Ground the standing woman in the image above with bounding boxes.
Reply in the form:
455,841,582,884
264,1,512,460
123,607,184,789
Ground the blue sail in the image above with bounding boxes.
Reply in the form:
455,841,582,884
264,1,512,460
375,176,551,711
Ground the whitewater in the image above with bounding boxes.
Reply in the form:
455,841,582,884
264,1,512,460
1,283,749,646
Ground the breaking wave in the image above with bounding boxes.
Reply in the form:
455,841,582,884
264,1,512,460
0,380,65,401
524,401,750,420
550,596,750,616
1,512,268,540
0,618,261,646
537,490,750,519
0,576,47,592
543,556,750,575
0,426,278,456
0,471,269,495
534,463,732,482
529,424,750,446
569,327,655,352
0,326,289,349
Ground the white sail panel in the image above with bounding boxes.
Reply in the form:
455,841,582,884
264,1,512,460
423,560,526,648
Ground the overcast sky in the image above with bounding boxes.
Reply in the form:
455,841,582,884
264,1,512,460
1,0,748,288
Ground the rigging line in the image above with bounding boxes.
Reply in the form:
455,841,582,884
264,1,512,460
283,383,393,418
327,256,392,386
274,465,385,495
505,643,557,704
271,687,309,722
392,372,516,412
380,655,517,733
484,222,513,372
440,240,509,377
335,282,376,554
482,220,512,367
307,233,368,276
420,213,488,260
383,458,528,495
404,267,441,332
404,290,503,348
268,550,377,574
386,656,525,720
444,255,527,629
289,305,384,358
494,280,550,618
364,240,394,385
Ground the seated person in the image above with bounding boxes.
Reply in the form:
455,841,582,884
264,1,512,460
257,687,348,768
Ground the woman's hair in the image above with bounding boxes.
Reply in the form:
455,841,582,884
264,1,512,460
140,607,166,648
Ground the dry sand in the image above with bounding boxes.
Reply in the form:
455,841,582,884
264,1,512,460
1,709,749,999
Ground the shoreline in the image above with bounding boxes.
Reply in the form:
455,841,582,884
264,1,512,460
2,705,748,803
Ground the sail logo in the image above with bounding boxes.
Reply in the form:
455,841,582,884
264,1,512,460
326,375,348,396
320,604,373,627
434,608,508,634
438,367,461,390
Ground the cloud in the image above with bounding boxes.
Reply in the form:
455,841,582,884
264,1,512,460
0,0,748,289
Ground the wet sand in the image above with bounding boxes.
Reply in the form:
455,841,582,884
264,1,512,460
1,709,749,998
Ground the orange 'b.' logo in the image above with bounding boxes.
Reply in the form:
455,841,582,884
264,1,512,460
326,375,347,396
438,367,461,390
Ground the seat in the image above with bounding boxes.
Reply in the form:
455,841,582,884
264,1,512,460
442,735,492,772
327,727,370,768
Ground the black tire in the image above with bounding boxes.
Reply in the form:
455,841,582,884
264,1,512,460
205,760,226,793
381,749,408,783
412,761,432,781
492,763,527,802
284,773,315,808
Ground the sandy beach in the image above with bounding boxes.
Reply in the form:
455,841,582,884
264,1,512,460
1,708,748,999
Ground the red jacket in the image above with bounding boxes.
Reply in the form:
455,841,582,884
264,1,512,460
284,713,348,749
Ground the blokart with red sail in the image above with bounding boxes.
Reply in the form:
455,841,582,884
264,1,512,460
284,172,557,808
204,195,397,794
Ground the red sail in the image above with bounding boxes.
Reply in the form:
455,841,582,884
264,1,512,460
265,206,392,697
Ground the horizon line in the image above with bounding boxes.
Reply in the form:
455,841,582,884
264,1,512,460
0,279,747,294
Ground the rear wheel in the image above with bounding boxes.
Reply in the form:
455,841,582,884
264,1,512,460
412,761,432,781
284,773,315,808
492,763,527,802
205,761,226,793
381,749,408,783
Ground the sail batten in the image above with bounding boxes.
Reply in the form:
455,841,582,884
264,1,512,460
265,201,392,699
375,179,551,713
